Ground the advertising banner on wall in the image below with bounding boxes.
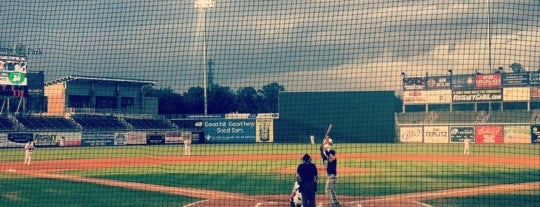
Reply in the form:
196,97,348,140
59,132,82,147
503,126,531,144
165,131,184,144
256,113,279,119
114,133,127,146
475,73,501,88
82,133,115,147
423,126,449,143
225,113,252,119
452,89,502,102
426,90,452,104
426,76,451,90
203,119,256,143
33,133,58,147
0,133,25,147
403,77,426,90
530,88,540,100
403,91,427,104
126,132,147,145
503,87,530,101
399,127,423,143
530,125,540,144
475,125,503,144
0,55,28,87
449,126,475,143
529,72,540,86
146,132,165,145
256,119,274,142
502,72,529,86
34,132,81,147
7,132,33,143
451,75,475,89
404,90,452,104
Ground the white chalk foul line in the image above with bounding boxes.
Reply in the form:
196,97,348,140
184,200,209,207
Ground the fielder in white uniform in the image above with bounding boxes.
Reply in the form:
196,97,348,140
24,140,34,165
463,138,471,155
184,137,192,156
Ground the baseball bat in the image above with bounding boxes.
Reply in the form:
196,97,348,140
324,124,333,138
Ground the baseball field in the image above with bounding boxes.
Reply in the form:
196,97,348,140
1,143,539,207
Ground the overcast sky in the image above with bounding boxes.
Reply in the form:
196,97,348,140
2,0,539,92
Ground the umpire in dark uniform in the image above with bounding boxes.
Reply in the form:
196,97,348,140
297,153,318,207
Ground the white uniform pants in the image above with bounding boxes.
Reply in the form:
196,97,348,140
326,174,339,206
25,151,33,165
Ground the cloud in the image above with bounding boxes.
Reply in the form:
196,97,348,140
1,0,538,93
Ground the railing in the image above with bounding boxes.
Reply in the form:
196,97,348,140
66,107,156,115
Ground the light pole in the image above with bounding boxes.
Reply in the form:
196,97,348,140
486,0,492,71
195,0,215,115
401,72,406,113
448,69,453,112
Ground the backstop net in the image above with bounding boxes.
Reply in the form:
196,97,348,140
1,1,539,207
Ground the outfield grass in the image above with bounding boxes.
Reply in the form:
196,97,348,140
1,143,539,206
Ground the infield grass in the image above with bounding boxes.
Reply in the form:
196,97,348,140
424,189,540,207
0,175,197,207
61,159,539,196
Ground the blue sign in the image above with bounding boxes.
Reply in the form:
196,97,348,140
8,133,33,143
146,134,165,145
203,119,256,143
530,125,540,144
403,77,426,90
502,72,529,86
449,126,475,143
529,72,540,86
451,75,475,89
426,76,451,89
81,133,115,147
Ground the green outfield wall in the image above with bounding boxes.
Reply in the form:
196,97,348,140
275,91,396,143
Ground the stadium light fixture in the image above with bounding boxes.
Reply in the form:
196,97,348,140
195,0,214,8
401,72,406,113
486,0,492,72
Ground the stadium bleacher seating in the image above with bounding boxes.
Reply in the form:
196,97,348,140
398,110,538,125
15,115,79,131
123,117,176,130
71,115,128,131
0,116,16,131
486,110,533,123
396,112,427,124
431,111,479,124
